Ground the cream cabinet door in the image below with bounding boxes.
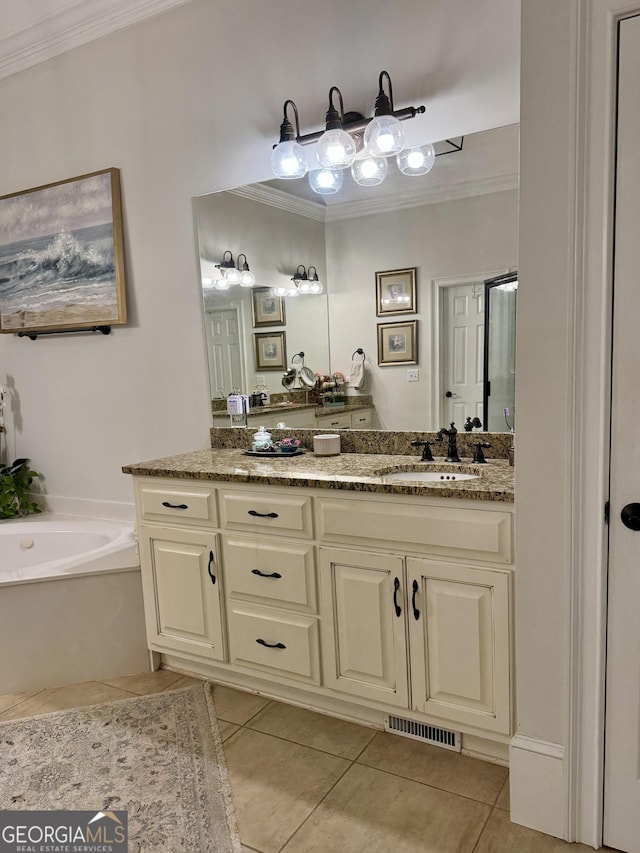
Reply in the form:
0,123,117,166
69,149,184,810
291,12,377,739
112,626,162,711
139,526,225,662
319,547,409,708
407,557,511,733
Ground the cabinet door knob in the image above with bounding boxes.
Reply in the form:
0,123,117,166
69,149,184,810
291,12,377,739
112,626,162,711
162,501,188,510
621,502,640,531
207,550,216,585
248,510,279,519
256,638,286,649
411,579,420,620
251,569,282,579
393,576,402,617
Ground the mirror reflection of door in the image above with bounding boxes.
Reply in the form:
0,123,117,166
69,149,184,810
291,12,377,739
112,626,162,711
204,305,246,398
483,273,518,431
441,283,485,426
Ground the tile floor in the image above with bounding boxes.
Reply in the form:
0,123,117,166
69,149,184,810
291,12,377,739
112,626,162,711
0,671,616,853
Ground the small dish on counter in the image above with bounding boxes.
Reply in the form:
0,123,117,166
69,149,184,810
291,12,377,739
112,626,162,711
244,449,306,458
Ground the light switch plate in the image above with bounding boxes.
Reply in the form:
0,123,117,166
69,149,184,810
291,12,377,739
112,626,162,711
407,369,419,382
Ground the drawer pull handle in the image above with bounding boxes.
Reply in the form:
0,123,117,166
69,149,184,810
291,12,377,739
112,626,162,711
207,550,216,585
251,569,282,579
248,510,279,519
411,579,420,621
393,576,402,618
162,501,189,510
256,638,286,649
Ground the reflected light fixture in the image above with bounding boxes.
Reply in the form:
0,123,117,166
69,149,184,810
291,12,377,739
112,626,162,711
397,143,436,176
215,251,257,288
286,265,325,296
309,167,343,195
363,71,405,157
351,155,388,187
237,253,256,287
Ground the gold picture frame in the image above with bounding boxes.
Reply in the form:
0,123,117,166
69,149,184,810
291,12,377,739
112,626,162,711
377,320,418,366
251,287,286,328
0,168,127,334
253,331,288,371
375,267,417,316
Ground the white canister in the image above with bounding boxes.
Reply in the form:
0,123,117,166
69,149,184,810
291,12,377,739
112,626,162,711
313,433,341,456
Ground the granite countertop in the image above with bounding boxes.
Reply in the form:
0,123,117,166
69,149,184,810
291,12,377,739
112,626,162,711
123,448,514,503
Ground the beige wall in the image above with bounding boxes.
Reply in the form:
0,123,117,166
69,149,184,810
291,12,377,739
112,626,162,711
0,0,519,504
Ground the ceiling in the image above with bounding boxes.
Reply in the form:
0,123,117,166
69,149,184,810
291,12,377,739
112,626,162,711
0,0,188,80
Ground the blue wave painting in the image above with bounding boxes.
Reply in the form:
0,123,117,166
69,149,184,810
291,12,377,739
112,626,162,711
0,171,123,331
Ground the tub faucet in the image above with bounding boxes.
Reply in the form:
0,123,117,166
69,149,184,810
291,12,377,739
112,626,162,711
438,423,461,463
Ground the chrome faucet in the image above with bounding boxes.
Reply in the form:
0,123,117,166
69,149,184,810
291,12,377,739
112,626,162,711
438,423,461,462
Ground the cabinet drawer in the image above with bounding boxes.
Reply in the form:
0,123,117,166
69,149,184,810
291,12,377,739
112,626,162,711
316,413,351,429
222,535,317,613
136,482,217,526
351,409,372,429
219,489,313,538
228,603,321,685
316,497,513,564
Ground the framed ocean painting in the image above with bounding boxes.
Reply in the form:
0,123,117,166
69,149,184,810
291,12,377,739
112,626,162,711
0,168,126,334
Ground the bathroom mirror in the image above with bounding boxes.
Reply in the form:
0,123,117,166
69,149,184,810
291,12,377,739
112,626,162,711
195,123,519,431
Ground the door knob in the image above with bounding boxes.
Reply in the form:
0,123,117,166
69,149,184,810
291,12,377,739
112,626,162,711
621,503,640,531
445,391,454,398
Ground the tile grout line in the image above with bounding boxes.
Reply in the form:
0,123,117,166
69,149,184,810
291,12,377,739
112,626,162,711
470,803,496,853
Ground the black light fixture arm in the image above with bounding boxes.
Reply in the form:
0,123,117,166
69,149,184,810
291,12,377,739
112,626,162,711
273,72,426,149
278,99,303,143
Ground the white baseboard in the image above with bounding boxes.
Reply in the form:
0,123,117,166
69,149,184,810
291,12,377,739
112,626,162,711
510,735,567,839
41,494,135,522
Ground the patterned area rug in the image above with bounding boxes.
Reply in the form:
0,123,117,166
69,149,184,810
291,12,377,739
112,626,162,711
0,683,242,852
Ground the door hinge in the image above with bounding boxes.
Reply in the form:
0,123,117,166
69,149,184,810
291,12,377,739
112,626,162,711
604,500,610,524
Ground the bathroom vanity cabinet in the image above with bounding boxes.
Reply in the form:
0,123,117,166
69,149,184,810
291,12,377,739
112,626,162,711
212,406,373,430
130,467,514,758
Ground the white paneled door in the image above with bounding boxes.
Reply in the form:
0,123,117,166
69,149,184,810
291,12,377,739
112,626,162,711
603,13,640,852
442,284,484,427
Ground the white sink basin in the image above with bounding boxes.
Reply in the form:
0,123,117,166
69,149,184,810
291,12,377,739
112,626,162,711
380,470,479,483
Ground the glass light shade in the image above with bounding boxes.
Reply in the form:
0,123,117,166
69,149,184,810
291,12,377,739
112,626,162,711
202,277,214,287
297,279,312,293
316,129,356,169
271,140,308,179
273,285,288,297
396,143,436,176
309,168,343,195
364,115,405,157
286,284,300,297
239,270,256,287
309,281,323,295
215,279,231,290
351,156,388,187
223,267,241,285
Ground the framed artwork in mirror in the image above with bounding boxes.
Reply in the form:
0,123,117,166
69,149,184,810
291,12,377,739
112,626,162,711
377,320,418,366
376,267,417,316
254,331,287,371
0,168,127,334
251,287,286,328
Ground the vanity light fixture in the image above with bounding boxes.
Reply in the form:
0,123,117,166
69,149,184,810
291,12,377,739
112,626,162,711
271,71,426,194
236,253,256,287
214,251,256,288
283,265,325,297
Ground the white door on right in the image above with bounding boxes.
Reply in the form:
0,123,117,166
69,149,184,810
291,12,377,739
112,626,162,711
603,13,640,853
441,283,484,427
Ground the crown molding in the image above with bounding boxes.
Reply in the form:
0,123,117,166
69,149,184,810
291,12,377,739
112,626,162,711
229,173,519,224
229,184,326,222
324,173,520,222
0,0,190,81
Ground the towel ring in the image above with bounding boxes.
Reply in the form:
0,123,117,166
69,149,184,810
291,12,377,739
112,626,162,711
352,348,365,360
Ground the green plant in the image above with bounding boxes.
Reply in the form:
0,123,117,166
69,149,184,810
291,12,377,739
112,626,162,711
0,458,41,519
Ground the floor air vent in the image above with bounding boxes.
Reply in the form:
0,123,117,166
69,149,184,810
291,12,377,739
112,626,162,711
385,716,461,752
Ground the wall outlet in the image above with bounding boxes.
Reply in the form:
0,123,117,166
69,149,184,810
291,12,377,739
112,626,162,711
407,369,420,382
